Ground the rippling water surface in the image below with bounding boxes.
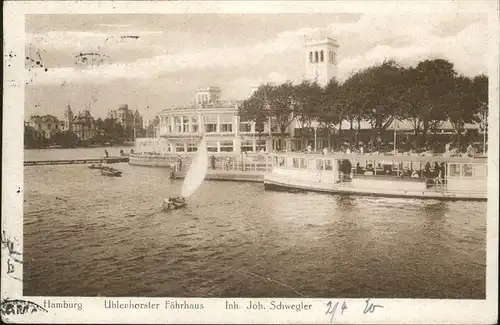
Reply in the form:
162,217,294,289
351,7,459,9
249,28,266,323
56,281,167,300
23,150,486,298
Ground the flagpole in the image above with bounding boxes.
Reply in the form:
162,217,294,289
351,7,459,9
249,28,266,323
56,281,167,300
393,119,397,153
394,129,396,153
483,111,486,155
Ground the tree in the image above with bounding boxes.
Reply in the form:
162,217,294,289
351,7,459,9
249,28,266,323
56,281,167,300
293,80,324,129
340,71,377,144
238,84,272,139
471,74,488,131
24,124,45,148
443,75,480,148
395,67,428,148
291,80,325,149
267,81,296,135
50,130,78,147
413,59,457,145
360,60,402,131
319,78,344,148
95,117,105,130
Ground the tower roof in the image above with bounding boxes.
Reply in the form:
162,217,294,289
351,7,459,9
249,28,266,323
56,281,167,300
305,37,339,48
196,86,221,92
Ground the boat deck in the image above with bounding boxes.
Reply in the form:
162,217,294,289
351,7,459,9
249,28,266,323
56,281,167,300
264,174,486,201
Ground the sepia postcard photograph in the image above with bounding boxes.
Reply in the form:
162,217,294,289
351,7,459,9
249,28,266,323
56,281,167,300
2,1,499,324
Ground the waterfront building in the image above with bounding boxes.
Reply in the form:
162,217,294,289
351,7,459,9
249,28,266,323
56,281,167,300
304,36,339,88
138,33,483,155
155,87,269,154
72,110,97,141
26,114,64,139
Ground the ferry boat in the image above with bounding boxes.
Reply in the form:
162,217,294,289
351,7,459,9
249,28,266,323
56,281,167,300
264,152,487,201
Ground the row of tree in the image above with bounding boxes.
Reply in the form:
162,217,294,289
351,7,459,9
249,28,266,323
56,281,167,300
24,117,146,149
238,59,488,149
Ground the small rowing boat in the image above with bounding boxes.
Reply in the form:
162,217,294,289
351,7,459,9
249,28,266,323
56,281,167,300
100,167,122,177
162,197,187,210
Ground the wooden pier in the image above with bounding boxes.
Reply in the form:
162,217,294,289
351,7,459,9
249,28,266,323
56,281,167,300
24,157,129,166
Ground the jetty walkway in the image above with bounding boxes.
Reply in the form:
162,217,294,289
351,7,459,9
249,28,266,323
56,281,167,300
170,170,264,182
24,156,129,166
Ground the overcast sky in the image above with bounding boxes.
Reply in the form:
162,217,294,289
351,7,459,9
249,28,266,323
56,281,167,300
25,13,488,121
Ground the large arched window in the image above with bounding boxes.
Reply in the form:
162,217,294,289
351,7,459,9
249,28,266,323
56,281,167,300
320,50,324,62
315,51,318,63
309,51,313,63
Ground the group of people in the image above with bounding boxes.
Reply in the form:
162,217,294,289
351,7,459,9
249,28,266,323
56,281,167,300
292,140,483,158
103,149,133,158
356,161,447,184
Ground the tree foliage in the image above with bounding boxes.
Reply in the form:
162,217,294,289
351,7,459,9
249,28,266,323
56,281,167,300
237,58,488,150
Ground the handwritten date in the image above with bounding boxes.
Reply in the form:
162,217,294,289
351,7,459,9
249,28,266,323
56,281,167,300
325,301,347,323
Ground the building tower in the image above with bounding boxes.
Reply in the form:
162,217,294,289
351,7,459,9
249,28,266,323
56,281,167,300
195,87,221,107
64,103,74,132
304,37,339,87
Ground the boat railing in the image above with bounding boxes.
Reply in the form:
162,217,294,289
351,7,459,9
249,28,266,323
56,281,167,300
168,155,274,173
337,170,451,189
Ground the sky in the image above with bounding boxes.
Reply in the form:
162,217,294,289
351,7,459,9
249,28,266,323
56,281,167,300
25,13,489,122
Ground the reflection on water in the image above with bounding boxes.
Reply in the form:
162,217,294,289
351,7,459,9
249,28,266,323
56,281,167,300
23,162,486,298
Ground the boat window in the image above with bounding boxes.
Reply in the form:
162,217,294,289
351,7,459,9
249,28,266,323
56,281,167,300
325,159,333,171
279,157,285,167
462,164,473,177
449,163,461,177
300,158,307,169
219,140,234,152
292,158,300,168
474,164,486,178
206,141,218,152
316,159,324,170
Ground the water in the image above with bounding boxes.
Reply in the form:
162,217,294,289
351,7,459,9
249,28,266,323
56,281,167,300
23,149,486,298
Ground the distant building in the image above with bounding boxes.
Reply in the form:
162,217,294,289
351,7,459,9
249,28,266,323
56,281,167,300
26,114,64,139
62,104,74,132
109,104,143,139
72,110,97,141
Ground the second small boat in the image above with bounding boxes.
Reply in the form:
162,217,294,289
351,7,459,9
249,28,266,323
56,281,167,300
100,167,122,177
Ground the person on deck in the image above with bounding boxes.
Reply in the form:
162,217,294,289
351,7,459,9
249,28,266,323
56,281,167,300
211,155,216,170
